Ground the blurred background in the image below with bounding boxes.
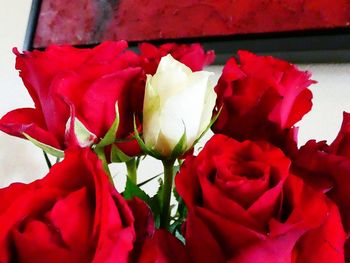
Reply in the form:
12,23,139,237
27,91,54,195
0,1,349,190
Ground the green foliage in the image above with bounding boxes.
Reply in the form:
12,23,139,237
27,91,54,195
133,115,163,160
169,187,188,243
95,102,120,148
123,177,165,228
93,102,120,175
123,176,152,202
150,179,164,228
110,145,133,163
23,133,64,158
170,129,187,160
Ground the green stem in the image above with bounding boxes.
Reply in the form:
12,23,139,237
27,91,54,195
126,159,138,184
43,151,52,169
160,159,176,229
94,147,114,186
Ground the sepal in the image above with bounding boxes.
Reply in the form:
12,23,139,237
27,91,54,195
65,117,97,147
193,106,222,146
133,115,188,161
95,102,120,148
23,133,64,158
93,102,120,173
133,115,163,159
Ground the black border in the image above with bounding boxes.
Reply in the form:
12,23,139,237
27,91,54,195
24,0,350,63
23,0,41,51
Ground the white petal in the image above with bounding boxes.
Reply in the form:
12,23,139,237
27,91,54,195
198,77,217,134
152,54,192,102
142,54,216,157
158,70,214,151
157,115,185,156
143,74,161,148
183,71,215,145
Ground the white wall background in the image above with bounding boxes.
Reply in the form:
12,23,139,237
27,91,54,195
0,1,349,190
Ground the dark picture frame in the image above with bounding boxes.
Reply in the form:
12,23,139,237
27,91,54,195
24,0,350,63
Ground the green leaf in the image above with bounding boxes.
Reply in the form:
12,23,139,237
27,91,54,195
173,187,187,220
170,186,188,240
149,179,164,228
123,176,167,227
137,172,163,187
174,164,181,174
23,133,64,158
169,220,186,244
175,230,186,244
177,197,187,219
96,102,120,148
123,176,152,203
168,221,178,233
153,178,164,208
110,144,133,163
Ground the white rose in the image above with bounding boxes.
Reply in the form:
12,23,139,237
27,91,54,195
142,54,216,157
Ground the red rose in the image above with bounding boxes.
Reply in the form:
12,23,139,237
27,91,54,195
128,198,188,263
329,112,350,158
293,112,350,258
212,51,315,156
176,134,345,263
127,199,188,263
139,42,215,75
0,148,152,263
134,229,188,263
0,41,144,156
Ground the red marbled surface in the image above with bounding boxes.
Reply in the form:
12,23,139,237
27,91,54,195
34,0,350,48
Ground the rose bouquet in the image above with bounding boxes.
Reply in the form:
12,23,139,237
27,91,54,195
0,41,348,262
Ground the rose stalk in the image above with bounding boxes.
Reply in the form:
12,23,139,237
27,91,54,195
141,54,216,228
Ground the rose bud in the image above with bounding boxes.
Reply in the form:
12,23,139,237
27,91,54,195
139,42,215,75
0,148,153,263
142,54,216,158
133,229,189,263
212,51,315,156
